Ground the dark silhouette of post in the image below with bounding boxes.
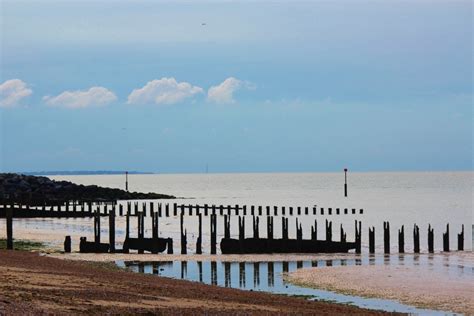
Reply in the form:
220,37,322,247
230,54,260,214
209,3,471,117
458,225,464,251
344,168,348,197
94,208,101,244
311,220,317,241
138,211,144,254
210,214,217,254
428,224,434,253
196,212,202,254
340,224,346,242
267,216,273,240
64,236,71,253
239,216,245,252
355,220,361,254
443,223,449,252
125,171,128,192
6,205,13,250
383,221,390,254
413,224,420,253
253,215,260,239
180,210,187,254
325,220,332,242
109,206,116,253
282,217,289,240
224,215,230,239
398,225,404,254
369,226,375,254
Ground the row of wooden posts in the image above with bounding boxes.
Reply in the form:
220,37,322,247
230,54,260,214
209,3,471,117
0,202,364,218
76,203,464,255
373,222,465,253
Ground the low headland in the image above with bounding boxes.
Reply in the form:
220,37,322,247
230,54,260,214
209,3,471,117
0,173,174,205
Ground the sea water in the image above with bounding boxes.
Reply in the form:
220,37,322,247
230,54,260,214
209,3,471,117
49,171,472,252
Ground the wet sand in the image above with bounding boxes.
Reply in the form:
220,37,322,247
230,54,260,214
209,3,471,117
286,254,474,315
0,250,392,315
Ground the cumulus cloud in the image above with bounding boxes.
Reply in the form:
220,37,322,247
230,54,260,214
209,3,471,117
43,87,117,109
127,78,204,105
0,79,33,108
207,77,255,104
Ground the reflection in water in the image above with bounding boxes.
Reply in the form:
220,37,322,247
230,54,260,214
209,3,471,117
211,261,217,285
123,254,469,315
253,262,260,287
239,262,246,288
198,261,203,282
225,262,231,287
268,262,274,287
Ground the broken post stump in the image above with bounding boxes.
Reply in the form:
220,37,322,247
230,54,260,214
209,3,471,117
458,224,464,251
369,226,375,254
443,223,449,252
428,224,434,253
398,225,404,254
383,221,390,254
413,224,420,253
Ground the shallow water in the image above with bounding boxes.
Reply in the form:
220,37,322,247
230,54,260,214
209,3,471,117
49,171,473,252
119,253,471,314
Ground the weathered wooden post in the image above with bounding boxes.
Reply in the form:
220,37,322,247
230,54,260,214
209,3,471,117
219,205,224,216
282,206,286,216
383,221,390,254
243,205,247,216
157,203,162,217
204,204,208,216
274,206,278,216
267,216,273,239
239,262,246,287
212,204,216,216
224,215,230,239
152,209,159,240
340,224,346,242
6,205,13,250
226,205,231,216
109,206,116,253
94,208,101,244
125,205,130,241
239,216,245,253
289,206,293,216
167,238,173,254
142,202,147,218
344,168,348,197
251,205,255,216
328,207,332,215
180,210,187,254
64,236,71,253
134,202,138,216
165,203,169,217
428,224,434,253
189,204,193,216
138,211,144,254
398,225,404,254
325,220,332,242
119,204,123,216
355,220,361,254
253,215,260,239
313,206,317,215
413,224,420,253
266,206,270,216
443,223,449,252
311,220,317,240
235,204,239,216
296,218,302,251
369,226,375,254
321,207,324,215
458,225,464,251
173,203,177,217
258,205,262,216
297,206,301,216
282,217,288,240
196,212,202,254
210,213,217,254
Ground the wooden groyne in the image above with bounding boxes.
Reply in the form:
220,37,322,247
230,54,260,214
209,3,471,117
0,202,466,255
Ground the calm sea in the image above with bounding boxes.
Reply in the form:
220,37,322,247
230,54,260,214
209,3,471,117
51,171,473,251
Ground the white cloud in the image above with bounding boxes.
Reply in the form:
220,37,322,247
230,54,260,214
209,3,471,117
43,87,117,109
207,77,254,104
0,79,33,108
127,78,203,105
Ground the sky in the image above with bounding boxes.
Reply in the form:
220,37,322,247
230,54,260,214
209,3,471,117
0,0,472,173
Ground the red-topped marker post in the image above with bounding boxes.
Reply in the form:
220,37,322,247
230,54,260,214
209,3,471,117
344,168,348,197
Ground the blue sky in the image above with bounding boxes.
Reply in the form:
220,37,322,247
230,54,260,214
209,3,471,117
0,0,472,173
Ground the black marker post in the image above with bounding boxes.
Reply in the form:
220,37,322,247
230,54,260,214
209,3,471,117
344,168,348,197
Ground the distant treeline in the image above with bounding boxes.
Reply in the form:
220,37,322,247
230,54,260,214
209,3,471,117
21,171,153,176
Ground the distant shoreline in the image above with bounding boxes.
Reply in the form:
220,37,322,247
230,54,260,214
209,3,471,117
20,171,153,176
